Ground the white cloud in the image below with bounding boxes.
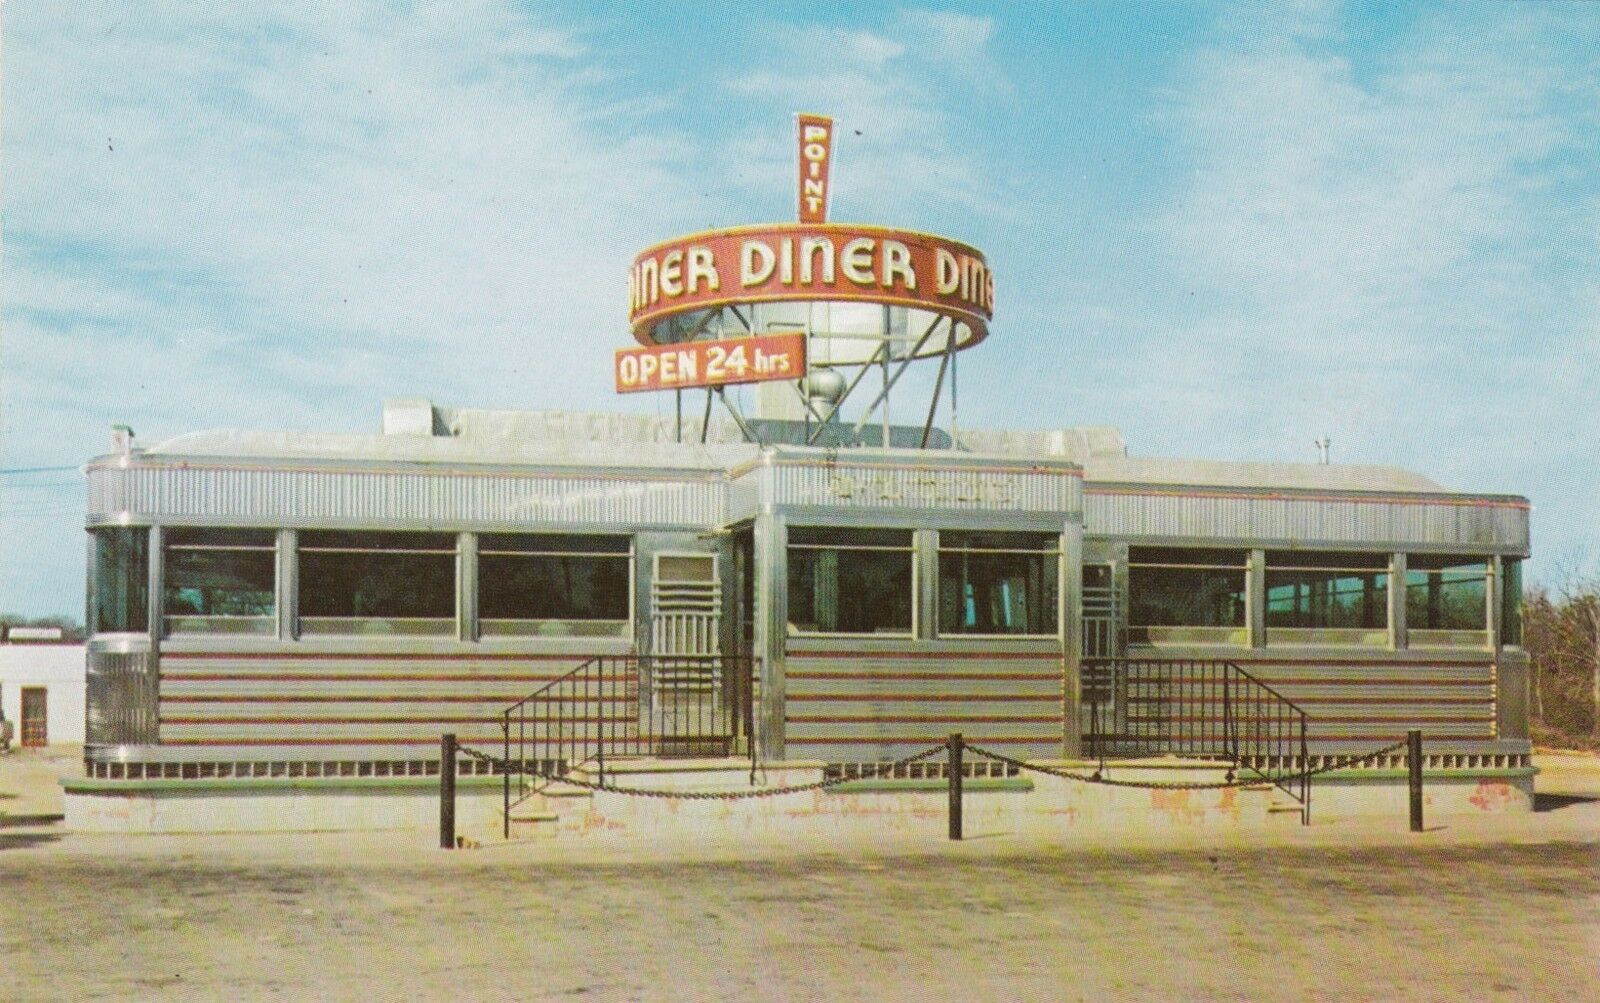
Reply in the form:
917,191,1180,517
0,2,715,614
718,9,1014,223
1120,6,1600,573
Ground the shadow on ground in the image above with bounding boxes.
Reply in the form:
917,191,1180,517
0,832,62,850
1534,792,1599,812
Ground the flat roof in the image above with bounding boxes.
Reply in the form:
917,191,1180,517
116,401,1465,497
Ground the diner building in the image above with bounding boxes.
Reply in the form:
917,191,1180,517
76,398,1531,800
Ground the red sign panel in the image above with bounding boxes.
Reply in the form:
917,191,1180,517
627,223,993,346
615,332,806,394
796,113,833,223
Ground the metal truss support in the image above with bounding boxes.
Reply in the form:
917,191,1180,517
805,342,888,446
716,386,761,444
920,335,953,449
850,314,947,438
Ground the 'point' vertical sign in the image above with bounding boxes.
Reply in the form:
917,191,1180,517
796,114,833,224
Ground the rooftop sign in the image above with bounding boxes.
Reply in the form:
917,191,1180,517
627,223,993,346
615,331,805,394
796,113,834,223
616,113,993,394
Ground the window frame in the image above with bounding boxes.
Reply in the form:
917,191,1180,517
89,526,150,636
1404,555,1491,634
786,526,917,638
1263,551,1390,635
477,533,634,640
935,531,1061,639
1126,547,1250,635
297,530,459,637
161,528,278,637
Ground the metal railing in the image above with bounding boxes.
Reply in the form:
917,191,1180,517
1083,657,1311,818
501,654,757,826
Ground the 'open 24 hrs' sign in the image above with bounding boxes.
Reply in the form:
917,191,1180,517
615,332,807,393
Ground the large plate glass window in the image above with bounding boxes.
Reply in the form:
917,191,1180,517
1128,548,1247,643
1499,558,1523,646
1266,550,1387,641
163,528,276,636
479,534,631,638
938,531,1059,636
299,531,456,636
90,527,149,634
1406,555,1488,639
787,527,914,635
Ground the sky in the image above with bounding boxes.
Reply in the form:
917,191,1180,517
3,1,1598,618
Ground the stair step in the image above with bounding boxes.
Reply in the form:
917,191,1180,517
507,811,559,824
539,784,595,799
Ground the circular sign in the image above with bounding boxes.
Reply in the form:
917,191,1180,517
628,223,993,349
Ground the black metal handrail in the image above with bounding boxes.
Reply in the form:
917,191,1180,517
501,653,758,834
1083,657,1311,819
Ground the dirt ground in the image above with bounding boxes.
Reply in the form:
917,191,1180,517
3,750,1599,1002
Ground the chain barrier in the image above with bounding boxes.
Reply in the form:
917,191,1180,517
458,742,949,801
460,735,1410,801
961,739,1411,792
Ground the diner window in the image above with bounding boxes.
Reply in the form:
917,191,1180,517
1406,556,1488,632
163,529,276,636
1128,548,1247,628
90,527,149,634
479,534,631,638
938,531,1059,636
1500,558,1523,646
299,531,456,636
1265,551,1388,630
787,527,913,635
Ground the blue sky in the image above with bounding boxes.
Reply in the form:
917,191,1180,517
3,2,1598,617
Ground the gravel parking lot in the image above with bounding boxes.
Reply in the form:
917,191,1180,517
4,750,1598,1001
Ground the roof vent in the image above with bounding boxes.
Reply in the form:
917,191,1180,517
382,399,438,436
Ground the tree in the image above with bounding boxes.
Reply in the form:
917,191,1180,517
1524,571,1600,747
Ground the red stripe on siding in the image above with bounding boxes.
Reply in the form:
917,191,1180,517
159,651,607,662
160,673,589,684
787,715,1059,725
787,693,1057,703
788,650,1060,661
787,672,1061,683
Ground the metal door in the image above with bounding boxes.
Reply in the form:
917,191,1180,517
21,687,47,747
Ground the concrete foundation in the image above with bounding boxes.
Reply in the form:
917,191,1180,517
61,758,1535,837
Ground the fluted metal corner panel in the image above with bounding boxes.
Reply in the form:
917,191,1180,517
88,463,725,529
766,458,1082,514
86,646,160,746
1085,487,1529,552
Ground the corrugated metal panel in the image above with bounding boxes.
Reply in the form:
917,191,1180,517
1085,487,1529,552
1233,656,1497,751
768,459,1081,514
155,651,593,749
88,463,725,528
783,648,1065,760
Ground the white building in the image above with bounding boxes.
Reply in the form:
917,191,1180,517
1,638,86,749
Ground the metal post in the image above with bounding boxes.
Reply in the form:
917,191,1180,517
502,719,511,841
948,732,964,841
440,733,457,850
1408,729,1424,832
